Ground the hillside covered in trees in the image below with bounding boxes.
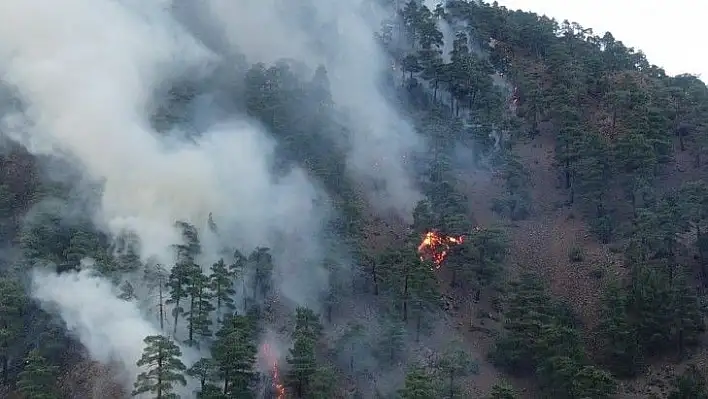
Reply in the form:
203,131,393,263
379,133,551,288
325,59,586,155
1,0,708,398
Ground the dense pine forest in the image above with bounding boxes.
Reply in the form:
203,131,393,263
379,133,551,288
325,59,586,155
1,0,707,398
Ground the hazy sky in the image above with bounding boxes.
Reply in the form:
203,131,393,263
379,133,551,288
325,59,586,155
495,0,706,81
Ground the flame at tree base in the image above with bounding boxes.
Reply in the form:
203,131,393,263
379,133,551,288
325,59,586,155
417,230,465,269
261,343,286,399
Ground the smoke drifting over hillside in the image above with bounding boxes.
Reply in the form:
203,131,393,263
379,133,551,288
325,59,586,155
0,0,320,382
0,0,423,386
31,269,165,383
0,0,325,261
189,0,424,217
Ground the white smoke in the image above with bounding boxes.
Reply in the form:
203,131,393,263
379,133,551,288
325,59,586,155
195,0,425,218
0,0,326,264
0,0,430,389
31,268,201,397
422,0,456,62
0,0,326,384
31,269,162,383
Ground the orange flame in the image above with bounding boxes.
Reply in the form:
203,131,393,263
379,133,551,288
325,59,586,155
261,343,286,399
417,230,465,269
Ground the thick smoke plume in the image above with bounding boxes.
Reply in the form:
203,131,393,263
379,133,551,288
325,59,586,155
0,0,426,389
0,0,323,262
188,0,425,217
0,0,326,383
31,267,201,397
31,268,160,383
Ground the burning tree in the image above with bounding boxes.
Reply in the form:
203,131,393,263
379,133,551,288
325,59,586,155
417,230,466,268
261,343,285,399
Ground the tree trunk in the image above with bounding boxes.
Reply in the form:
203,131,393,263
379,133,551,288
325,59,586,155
698,224,707,286
568,182,575,205
1,355,7,384
449,372,454,398
253,276,259,302
157,351,163,399
158,282,165,331
243,280,248,310
415,312,422,343
678,328,685,360
403,273,409,322
188,295,195,345
172,298,180,338
215,282,222,315
630,190,637,218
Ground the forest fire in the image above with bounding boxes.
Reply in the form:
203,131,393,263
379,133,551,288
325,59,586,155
261,343,285,399
417,230,465,268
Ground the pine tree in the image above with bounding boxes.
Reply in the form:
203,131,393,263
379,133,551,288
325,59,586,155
283,306,324,397
488,382,518,399
572,365,617,398
293,306,323,340
437,343,478,398
308,366,337,399
167,262,191,338
0,278,27,384
132,335,187,399
669,273,705,356
115,230,143,271
405,247,438,342
145,264,170,332
230,250,248,310
230,250,247,278
412,199,436,235
249,247,274,301
168,221,202,339
399,367,439,399
187,357,218,391
286,335,317,398
492,274,553,373
212,314,257,397
335,322,369,373
322,258,345,324
597,281,643,377
197,384,226,399
628,264,685,355
16,349,60,399
668,364,708,399
377,316,406,365
210,258,235,318
186,267,214,346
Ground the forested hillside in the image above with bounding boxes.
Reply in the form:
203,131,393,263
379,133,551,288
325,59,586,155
1,0,707,398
